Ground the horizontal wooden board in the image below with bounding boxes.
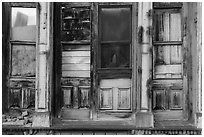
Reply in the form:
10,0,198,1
155,74,182,79
154,64,182,74
154,110,183,121
152,79,182,89
11,26,36,41
62,51,90,57
62,70,90,77
62,64,90,71
100,79,131,88
62,56,90,64
62,45,90,51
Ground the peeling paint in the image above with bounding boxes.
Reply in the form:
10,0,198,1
138,26,144,44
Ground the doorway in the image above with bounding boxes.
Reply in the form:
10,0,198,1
152,4,184,121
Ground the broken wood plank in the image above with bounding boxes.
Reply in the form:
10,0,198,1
155,64,182,74
62,70,90,77
62,56,90,64
62,64,90,71
62,45,90,51
62,51,90,57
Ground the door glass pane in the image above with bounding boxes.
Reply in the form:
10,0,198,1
11,45,36,76
101,44,130,68
153,45,182,79
101,7,131,41
61,7,91,42
154,45,182,65
11,8,36,41
154,11,181,41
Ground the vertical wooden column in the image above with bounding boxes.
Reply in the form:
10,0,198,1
91,2,99,120
135,2,153,128
32,2,53,127
195,2,202,128
183,3,202,127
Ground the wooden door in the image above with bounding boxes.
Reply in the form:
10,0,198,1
53,3,93,120
152,5,184,120
97,4,133,114
60,3,92,109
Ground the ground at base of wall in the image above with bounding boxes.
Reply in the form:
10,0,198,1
2,108,34,127
3,119,202,135
2,129,202,135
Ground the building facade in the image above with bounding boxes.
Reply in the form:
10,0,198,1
2,2,202,135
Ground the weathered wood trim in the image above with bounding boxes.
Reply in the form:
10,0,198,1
10,41,36,45
61,2,92,7
138,2,153,110
10,2,37,8
132,2,138,112
153,41,183,45
61,41,90,45
98,2,133,6
48,2,54,117
91,2,99,117
182,3,190,121
194,3,202,128
53,2,63,117
153,2,183,9
2,2,11,112
97,69,132,79
135,2,154,128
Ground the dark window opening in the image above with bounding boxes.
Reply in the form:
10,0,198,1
99,6,132,70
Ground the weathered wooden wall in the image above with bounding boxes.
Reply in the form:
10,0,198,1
183,3,202,127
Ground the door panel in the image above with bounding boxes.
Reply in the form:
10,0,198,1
99,88,113,109
170,90,182,109
99,79,131,111
153,88,183,111
153,90,167,110
118,88,131,109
